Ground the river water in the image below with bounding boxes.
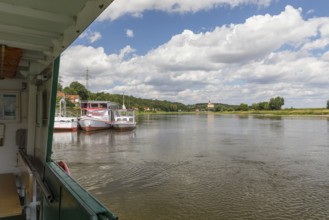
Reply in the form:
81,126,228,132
52,114,329,220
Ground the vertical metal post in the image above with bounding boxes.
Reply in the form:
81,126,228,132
46,57,60,162
27,82,37,156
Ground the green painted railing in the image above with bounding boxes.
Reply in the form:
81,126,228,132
43,162,118,220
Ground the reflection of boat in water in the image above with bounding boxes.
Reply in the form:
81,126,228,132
52,132,78,161
79,108,112,131
52,131,78,145
78,129,113,145
54,98,78,132
77,129,136,146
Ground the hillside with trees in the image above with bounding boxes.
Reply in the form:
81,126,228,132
59,81,287,113
60,81,190,112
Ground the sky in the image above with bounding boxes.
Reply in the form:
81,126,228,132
59,0,329,108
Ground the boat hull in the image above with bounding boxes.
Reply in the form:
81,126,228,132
112,122,136,131
54,117,78,132
79,117,111,131
111,108,136,131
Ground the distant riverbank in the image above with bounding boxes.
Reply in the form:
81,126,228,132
137,108,329,117
65,107,329,117
221,108,329,116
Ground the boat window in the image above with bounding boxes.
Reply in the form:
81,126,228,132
100,103,107,108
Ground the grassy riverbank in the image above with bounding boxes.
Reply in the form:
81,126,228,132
137,108,329,116
65,107,329,117
236,108,329,116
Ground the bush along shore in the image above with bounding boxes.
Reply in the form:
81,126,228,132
58,82,329,117
136,108,329,116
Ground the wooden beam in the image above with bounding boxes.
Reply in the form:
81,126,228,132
0,2,74,25
0,24,61,39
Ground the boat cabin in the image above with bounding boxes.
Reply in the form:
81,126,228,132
0,0,117,219
80,100,118,116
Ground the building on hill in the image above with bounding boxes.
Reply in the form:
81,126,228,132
57,92,80,106
66,95,80,104
57,91,65,98
207,100,215,110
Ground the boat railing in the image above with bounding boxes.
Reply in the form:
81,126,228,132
44,161,118,220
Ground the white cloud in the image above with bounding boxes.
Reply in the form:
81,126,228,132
79,30,102,43
62,6,329,108
89,32,102,43
99,0,272,21
306,9,315,14
126,29,134,38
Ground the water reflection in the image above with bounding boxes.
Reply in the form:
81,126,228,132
52,115,329,220
52,129,136,163
80,130,126,146
253,115,283,120
53,130,136,146
53,131,78,145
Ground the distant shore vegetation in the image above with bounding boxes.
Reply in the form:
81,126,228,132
58,81,329,116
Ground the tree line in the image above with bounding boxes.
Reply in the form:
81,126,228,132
250,96,285,111
59,81,189,112
59,81,286,112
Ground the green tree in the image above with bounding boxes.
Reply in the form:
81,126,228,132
69,81,86,91
65,98,75,107
269,96,284,110
238,103,249,111
62,87,76,95
69,81,89,100
251,103,259,110
170,104,178,111
327,100,329,109
258,102,269,110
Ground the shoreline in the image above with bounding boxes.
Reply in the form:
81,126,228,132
137,109,329,117
66,107,329,117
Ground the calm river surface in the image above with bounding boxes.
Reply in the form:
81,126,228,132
52,114,329,220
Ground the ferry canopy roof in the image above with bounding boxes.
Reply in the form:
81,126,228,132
0,0,113,79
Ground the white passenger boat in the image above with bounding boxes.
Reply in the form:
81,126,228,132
79,108,112,131
54,98,78,131
54,116,78,131
0,1,117,220
111,108,136,131
110,95,136,131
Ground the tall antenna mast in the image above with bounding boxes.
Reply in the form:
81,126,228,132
58,75,63,90
58,75,63,84
86,67,89,90
122,93,126,109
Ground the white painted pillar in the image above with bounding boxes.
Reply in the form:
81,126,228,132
26,81,37,156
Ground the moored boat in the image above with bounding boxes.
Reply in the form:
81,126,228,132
111,108,136,131
111,95,136,131
79,108,112,131
54,98,78,131
54,116,78,131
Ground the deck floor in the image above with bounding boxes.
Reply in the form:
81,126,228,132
0,173,22,218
